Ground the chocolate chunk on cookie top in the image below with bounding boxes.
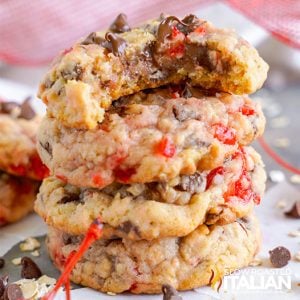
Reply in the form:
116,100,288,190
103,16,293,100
39,14,268,129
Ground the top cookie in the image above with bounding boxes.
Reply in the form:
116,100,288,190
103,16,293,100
38,13,269,129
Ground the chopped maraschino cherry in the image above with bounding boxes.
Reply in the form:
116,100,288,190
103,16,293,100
9,164,26,176
156,137,176,158
194,26,206,35
212,123,236,145
42,218,103,300
206,166,224,190
30,154,50,179
239,105,255,116
56,174,68,183
114,167,136,182
92,173,103,186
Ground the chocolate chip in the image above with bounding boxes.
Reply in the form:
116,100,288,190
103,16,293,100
20,257,42,279
109,13,130,33
19,97,36,120
162,284,182,300
3,284,23,300
175,173,206,194
58,193,81,204
285,201,300,218
39,141,52,157
0,276,9,298
269,246,291,268
118,221,140,237
0,102,19,115
178,14,199,34
172,104,196,122
105,33,127,56
0,258,5,269
61,64,83,81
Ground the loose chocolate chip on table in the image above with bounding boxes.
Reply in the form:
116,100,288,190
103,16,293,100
109,13,131,33
0,257,5,269
285,201,300,218
269,246,291,268
162,284,182,300
3,284,23,300
0,275,9,298
19,97,36,120
20,257,42,279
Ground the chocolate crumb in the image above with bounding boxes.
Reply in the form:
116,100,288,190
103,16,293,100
109,13,131,33
175,173,206,194
19,97,36,120
269,246,291,268
285,201,300,218
39,141,52,157
162,284,182,300
0,257,5,269
61,64,83,81
3,284,23,300
20,257,42,279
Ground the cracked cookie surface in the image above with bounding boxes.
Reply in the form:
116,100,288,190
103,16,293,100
38,14,268,129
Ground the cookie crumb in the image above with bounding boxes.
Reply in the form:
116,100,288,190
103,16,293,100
11,257,22,265
273,138,290,148
31,250,40,257
285,201,300,218
270,116,289,128
107,291,116,296
294,252,300,262
290,175,300,184
288,230,300,237
276,200,287,209
20,237,41,252
249,258,262,267
269,170,285,183
269,246,291,268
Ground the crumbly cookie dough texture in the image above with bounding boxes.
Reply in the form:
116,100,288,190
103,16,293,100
35,13,268,294
46,214,261,294
38,14,268,129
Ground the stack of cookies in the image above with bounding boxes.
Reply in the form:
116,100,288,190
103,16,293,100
0,98,48,225
35,14,268,294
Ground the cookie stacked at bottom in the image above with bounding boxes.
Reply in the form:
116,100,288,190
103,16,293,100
0,99,48,225
35,86,266,293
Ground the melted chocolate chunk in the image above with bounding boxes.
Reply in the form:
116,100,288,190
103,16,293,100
61,64,83,81
58,193,82,204
284,201,300,218
172,103,196,121
117,221,140,237
178,14,199,34
269,246,291,268
21,257,42,279
156,16,182,46
105,32,127,56
162,284,182,300
0,276,8,298
109,13,130,33
2,284,23,300
185,44,213,71
39,141,52,157
175,173,206,194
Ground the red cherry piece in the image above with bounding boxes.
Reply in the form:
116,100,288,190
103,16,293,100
195,26,206,35
30,154,50,179
206,166,224,190
156,137,176,158
114,167,136,182
213,123,236,145
56,174,68,183
240,105,255,116
92,174,103,186
168,43,185,58
171,26,181,38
